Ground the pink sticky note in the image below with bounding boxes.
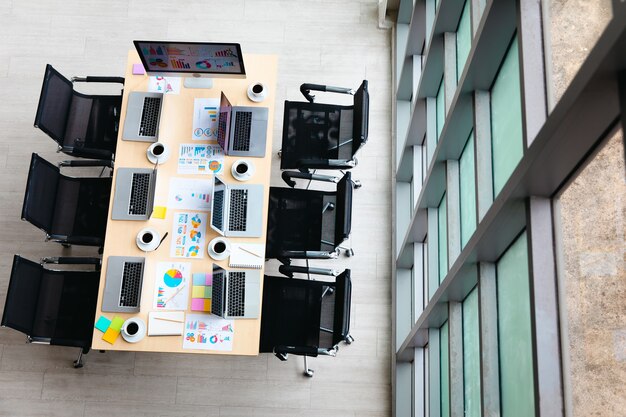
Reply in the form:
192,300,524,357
191,298,206,311
132,63,145,75
205,273,212,286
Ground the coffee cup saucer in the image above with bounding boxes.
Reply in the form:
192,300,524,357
208,237,230,260
121,318,146,343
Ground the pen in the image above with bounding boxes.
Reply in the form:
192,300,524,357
153,317,184,323
239,245,262,258
155,232,169,250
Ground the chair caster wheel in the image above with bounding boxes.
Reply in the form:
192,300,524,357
61,243,71,248
345,248,355,257
73,360,83,369
345,335,354,344
277,150,282,158
354,180,362,189
304,369,314,377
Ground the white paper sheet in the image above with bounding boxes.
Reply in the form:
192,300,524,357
147,75,181,94
178,144,224,175
183,314,234,351
153,262,191,311
170,212,207,258
167,177,213,211
192,98,220,141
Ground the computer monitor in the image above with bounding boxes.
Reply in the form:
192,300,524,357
133,41,246,89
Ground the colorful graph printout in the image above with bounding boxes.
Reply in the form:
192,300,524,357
147,75,181,94
154,262,191,310
167,177,213,211
183,314,234,351
170,212,207,258
178,144,224,175
192,98,220,141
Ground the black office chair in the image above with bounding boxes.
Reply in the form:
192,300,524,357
21,153,112,247
1,255,101,368
266,172,355,262
259,268,353,377
34,64,124,161
280,80,369,181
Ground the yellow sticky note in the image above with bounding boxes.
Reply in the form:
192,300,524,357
192,286,205,298
109,316,124,331
102,327,120,344
152,206,167,219
203,299,211,311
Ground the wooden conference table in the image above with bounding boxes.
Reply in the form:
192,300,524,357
92,50,277,355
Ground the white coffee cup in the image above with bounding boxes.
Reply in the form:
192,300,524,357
147,142,170,164
136,228,160,252
208,237,230,260
121,317,146,343
231,159,254,181
247,82,267,102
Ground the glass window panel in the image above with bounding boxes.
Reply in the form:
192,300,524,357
497,232,535,417
436,78,445,140
490,36,523,196
440,321,450,417
456,0,471,81
460,131,476,248
463,287,481,417
438,194,447,283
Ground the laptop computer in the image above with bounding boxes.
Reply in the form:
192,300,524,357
217,92,268,157
211,264,261,319
210,176,263,237
102,256,145,313
111,167,158,221
123,91,164,142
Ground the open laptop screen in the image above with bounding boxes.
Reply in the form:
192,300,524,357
217,92,232,152
210,176,227,235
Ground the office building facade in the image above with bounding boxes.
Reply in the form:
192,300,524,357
388,0,625,415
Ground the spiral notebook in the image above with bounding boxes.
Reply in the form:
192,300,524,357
229,243,265,269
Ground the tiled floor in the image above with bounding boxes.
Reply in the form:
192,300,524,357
0,1,392,416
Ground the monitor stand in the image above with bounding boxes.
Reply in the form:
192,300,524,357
184,78,213,89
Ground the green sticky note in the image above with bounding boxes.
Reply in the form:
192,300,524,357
110,316,124,332
94,316,111,333
204,286,212,299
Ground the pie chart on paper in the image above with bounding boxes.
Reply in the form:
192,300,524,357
163,269,184,287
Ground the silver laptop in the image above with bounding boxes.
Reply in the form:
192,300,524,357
111,167,158,221
217,92,268,157
210,176,263,237
123,92,163,142
211,264,260,319
102,256,145,313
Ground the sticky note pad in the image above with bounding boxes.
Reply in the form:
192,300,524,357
203,299,211,311
132,63,145,75
152,206,167,219
192,286,205,298
191,298,211,311
204,273,212,286
109,316,124,332
193,273,206,286
204,286,212,298
94,316,111,333
102,327,120,344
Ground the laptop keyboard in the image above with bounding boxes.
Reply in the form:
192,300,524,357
129,173,151,215
212,189,224,231
228,189,248,232
139,96,161,137
211,272,225,316
218,111,228,149
232,112,252,151
119,261,143,307
227,272,246,317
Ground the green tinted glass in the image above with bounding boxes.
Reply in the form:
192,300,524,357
456,0,471,81
463,287,481,417
491,36,523,196
437,78,445,140
441,321,450,417
497,232,535,417
460,132,476,248
438,194,447,283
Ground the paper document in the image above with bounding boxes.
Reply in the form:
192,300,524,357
183,314,234,351
229,243,265,269
148,311,185,336
178,144,224,175
167,177,213,211
154,262,191,310
170,212,207,258
148,76,181,94
192,98,220,141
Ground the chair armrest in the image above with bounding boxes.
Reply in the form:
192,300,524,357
46,234,104,247
72,76,125,84
274,345,319,357
278,265,340,278
296,158,357,170
300,83,355,103
59,159,114,168
41,257,101,266
60,145,114,161
281,171,340,187
279,250,339,260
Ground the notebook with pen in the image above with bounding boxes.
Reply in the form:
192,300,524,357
148,311,184,336
229,243,265,269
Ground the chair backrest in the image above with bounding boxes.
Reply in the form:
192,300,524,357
21,153,60,234
332,270,352,345
352,80,369,153
334,172,354,245
1,255,100,349
34,65,73,145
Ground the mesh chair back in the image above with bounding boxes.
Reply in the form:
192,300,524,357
34,65,73,145
1,255,42,336
334,172,353,245
21,153,60,233
352,80,369,154
332,270,352,345
68,177,111,241
259,275,323,353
